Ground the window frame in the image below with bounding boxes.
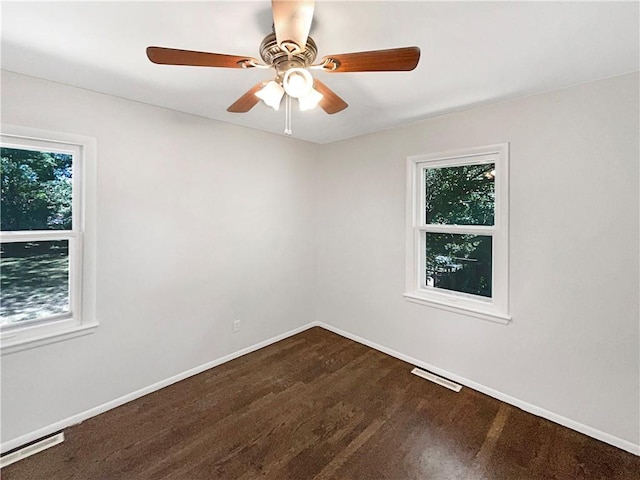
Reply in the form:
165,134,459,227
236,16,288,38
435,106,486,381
1,125,97,354
404,143,510,324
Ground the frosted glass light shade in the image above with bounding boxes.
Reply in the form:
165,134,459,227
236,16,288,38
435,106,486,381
298,88,324,111
282,68,313,98
255,81,285,110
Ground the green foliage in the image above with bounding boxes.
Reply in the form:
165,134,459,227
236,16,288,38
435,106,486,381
426,233,492,297
425,164,495,297
426,163,495,225
1,148,72,231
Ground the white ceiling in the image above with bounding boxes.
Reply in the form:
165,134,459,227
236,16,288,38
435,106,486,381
2,1,638,144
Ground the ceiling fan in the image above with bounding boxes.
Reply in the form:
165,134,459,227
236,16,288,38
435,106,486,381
147,0,420,125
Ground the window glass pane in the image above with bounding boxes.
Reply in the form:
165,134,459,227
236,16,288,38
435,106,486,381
425,163,495,225
425,233,492,298
1,147,73,231
1,240,70,325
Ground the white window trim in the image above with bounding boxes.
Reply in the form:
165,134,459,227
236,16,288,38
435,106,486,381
0,125,98,354
404,143,510,325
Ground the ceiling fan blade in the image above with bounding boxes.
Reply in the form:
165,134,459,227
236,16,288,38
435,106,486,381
272,0,315,53
313,79,348,114
227,83,264,113
320,47,420,72
147,47,256,68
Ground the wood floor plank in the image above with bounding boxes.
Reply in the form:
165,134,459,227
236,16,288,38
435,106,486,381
472,403,511,471
3,327,638,479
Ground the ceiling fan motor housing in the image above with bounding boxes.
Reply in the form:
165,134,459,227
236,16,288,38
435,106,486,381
259,33,318,75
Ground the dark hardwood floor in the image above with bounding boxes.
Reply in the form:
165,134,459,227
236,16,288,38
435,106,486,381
3,327,639,479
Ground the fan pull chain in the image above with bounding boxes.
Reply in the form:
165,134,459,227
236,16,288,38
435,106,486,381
284,94,292,136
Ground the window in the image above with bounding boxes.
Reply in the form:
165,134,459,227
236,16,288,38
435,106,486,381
1,126,97,353
405,144,510,323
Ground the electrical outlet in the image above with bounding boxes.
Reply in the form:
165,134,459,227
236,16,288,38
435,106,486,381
233,319,241,333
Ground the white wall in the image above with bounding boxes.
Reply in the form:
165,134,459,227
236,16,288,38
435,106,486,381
0,71,317,444
315,72,640,449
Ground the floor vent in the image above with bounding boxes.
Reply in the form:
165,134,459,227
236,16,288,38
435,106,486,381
411,367,462,392
0,432,64,469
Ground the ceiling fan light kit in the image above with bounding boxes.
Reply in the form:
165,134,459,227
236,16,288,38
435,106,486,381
255,81,285,111
282,68,313,98
146,0,420,136
298,88,324,112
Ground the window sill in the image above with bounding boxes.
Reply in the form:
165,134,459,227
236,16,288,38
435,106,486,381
403,293,511,325
0,321,99,355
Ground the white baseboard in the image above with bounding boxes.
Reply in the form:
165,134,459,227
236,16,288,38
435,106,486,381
3,321,638,458
316,321,640,456
1,323,317,454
